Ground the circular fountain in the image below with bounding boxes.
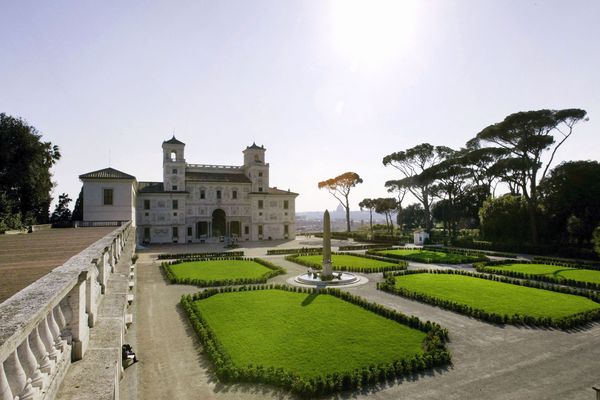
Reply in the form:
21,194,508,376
294,271,360,286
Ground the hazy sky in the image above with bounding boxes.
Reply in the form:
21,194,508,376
1,0,599,212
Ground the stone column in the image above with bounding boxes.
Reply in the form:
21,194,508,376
322,210,333,278
67,272,89,360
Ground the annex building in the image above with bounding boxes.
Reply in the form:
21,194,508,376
79,137,298,244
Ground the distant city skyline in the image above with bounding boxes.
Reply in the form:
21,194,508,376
1,0,598,212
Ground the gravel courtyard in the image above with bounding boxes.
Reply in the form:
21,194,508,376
134,243,600,400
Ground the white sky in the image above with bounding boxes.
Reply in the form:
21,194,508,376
1,0,599,212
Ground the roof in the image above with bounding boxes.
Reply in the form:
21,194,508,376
250,187,299,196
79,167,136,180
163,135,185,145
186,171,251,183
244,142,265,151
138,181,165,193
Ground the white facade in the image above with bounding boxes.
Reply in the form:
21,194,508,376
80,137,298,244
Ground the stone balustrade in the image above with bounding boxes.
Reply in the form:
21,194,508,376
0,222,133,400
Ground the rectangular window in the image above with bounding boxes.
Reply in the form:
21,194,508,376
144,199,150,210
172,227,178,238
172,199,178,210
172,185,178,191
172,168,177,174
232,190,237,199
200,190,205,199
258,225,263,235
103,188,113,205
244,226,249,235
187,227,192,236
258,200,263,209
284,225,289,235
258,187,263,192
144,227,150,240
217,190,222,199
258,172,263,177
283,200,289,209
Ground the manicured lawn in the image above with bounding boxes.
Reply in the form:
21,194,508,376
169,259,273,281
295,254,401,271
374,249,484,264
482,263,600,285
193,289,427,378
393,273,600,319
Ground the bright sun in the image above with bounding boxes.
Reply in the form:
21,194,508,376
330,0,420,66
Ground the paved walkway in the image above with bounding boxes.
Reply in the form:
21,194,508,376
135,252,600,399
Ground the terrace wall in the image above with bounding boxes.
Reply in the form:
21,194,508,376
0,222,134,400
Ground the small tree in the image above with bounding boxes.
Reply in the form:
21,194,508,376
50,193,72,223
72,187,84,221
593,225,600,257
374,198,398,234
318,172,363,233
358,198,377,233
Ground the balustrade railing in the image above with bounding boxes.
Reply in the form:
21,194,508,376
0,221,132,400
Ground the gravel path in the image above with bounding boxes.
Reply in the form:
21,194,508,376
136,253,600,399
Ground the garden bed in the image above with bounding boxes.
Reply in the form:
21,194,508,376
286,252,407,273
161,257,285,287
181,284,450,396
378,270,600,329
474,260,600,290
368,248,488,264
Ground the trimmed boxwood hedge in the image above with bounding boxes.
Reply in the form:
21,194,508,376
337,244,390,251
157,251,244,260
181,284,451,396
473,260,600,290
531,256,600,270
266,247,322,255
161,257,285,287
367,248,489,264
379,269,600,330
285,252,408,273
423,245,517,259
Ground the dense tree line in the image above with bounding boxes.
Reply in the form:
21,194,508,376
370,108,599,256
0,113,61,231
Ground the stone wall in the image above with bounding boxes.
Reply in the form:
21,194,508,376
0,222,133,400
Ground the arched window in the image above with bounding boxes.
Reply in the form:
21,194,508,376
170,151,177,162
254,154,261,163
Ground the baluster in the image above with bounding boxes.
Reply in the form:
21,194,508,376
48,309,66,353
17,337,43,393
29,326,53,376
59,300,73,345
0,362,14,400
4,349,35,400
40,316,60,362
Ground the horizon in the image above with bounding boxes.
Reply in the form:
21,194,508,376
1,0,599,213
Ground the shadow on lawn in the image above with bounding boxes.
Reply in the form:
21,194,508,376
301,293,319,306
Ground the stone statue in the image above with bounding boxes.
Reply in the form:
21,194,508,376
322,210,333,278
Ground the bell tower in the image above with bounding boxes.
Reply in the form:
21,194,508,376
162,136,186,191
243,142,269,192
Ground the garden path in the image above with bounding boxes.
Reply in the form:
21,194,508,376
135,253,600,400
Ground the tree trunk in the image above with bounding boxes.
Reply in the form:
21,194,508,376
345,196,351,233
369,209,373,233
526,199,539,246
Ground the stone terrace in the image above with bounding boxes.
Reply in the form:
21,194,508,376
0,227,116,303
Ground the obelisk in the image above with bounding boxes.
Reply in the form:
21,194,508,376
322,210,333,278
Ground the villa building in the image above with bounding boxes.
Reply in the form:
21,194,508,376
79,137,298,244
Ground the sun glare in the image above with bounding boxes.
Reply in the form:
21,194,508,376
330,0,420,67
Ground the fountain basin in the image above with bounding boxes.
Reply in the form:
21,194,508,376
294,272,360,286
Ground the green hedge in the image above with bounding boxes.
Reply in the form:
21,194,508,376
337,244,390,251
423,245,517,259
532,256,600,270
181,284,450,396
366,248,489,264
285,252,408,273
473,260,600,290
266,247,322,255
161,257,285,287
451,239,599,260
157,251,244,260
379,269,600,330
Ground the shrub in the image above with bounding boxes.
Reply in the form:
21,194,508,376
157,251,244,260
285,252,407,273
